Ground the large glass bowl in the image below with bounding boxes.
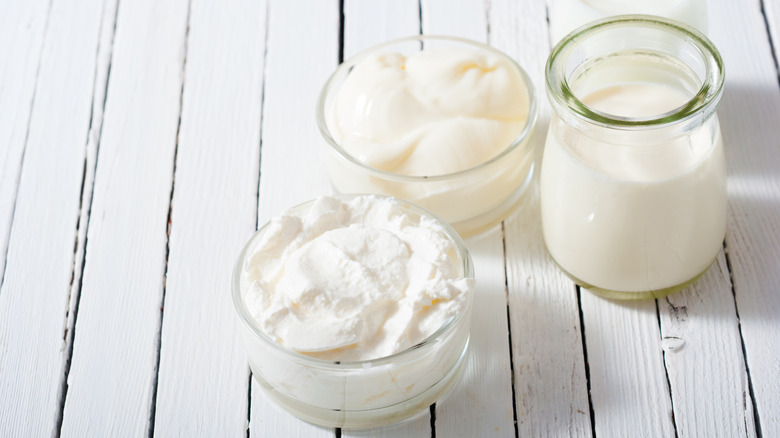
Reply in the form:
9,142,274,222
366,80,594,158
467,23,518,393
232,194,475,428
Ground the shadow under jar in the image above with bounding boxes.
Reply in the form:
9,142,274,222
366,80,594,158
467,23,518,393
541,15,726,300
317,35,538,238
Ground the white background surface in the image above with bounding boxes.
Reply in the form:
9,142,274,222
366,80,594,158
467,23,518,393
0,0,778,436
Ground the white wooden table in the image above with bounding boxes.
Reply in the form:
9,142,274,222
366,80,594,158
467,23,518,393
1,0,779,436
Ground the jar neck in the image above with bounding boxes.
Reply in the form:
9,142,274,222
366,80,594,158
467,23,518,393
546,14,724,136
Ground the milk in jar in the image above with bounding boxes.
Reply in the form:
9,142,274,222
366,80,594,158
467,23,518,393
541,15,726,299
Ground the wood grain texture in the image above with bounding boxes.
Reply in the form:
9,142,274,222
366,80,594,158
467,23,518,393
418,1,516,436
0,0,50,283
710,0,780,435
0,0,110,435
659,253,757,438
255,0,338,225
492,0,592,435
343,0,419,55
59,0,190,435
151,0,266,436
249,0,338,435
580,295,675,438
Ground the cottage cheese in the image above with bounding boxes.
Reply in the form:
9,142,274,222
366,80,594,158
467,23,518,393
241,195,474,361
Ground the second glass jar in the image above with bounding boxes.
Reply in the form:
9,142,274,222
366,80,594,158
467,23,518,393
541,15,727,299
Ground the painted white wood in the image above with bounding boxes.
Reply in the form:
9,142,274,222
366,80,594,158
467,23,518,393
421,0,487,41
59,0,190,435
341,3,430,436
580,294,675,437
0,0,112,435
0,0,50,282
709,0,780,434
151,0,267,436
418,2,516,437
250,0,339,435
344,0,420,55
492,0,592,435
659,253,757,438
255,0,338,225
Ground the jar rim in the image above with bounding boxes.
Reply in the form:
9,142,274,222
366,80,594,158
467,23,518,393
231,194,475,369
316,34,538,182
545,14,725,129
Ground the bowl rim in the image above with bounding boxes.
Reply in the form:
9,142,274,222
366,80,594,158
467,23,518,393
231,194,475,370
316,34,538,182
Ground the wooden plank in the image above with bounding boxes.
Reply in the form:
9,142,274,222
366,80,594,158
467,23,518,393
710,0,780,434
340,2,429,436
659,253,757,437
151,0,266,435
418,1,516,436
343,0,419,56
580,294,674,437
0,0,112,435
255,0,337,225
0,0,50,282
492,0,592,435
249,0,338,435
59,0,190,435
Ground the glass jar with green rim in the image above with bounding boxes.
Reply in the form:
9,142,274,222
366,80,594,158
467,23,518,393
541,15,726,299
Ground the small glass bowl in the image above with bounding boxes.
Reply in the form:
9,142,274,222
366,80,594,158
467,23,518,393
232,194,475,429
317,35,538,238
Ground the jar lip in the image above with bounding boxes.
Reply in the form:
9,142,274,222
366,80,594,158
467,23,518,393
231,194,475,370
316,34,538,182
546,14,725,129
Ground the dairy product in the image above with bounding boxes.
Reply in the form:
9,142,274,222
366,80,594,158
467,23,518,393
233,195,475,427
541,81,726,293
549,0,707,44
327,48,528,176
319,37,537,235
241,195,474,361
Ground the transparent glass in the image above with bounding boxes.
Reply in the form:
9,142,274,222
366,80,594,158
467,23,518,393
317,35,538,238
541,15,726,299
232,195,475,428
549,0,708,44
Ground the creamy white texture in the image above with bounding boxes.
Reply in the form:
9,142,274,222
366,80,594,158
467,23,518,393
242,195,473,361
328,47,529,177
541,82,726,292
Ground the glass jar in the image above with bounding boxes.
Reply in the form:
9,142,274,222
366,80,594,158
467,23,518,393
541,15,726,299
549,0,708,44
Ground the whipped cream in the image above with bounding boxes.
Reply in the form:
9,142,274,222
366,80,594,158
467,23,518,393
327,47,529,176
241,195,474,361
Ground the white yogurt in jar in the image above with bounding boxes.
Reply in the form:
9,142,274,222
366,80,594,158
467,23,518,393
541,81,727,293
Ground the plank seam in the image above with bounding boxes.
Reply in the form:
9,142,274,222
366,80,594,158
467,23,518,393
500,222,520,438
147,0,193,435
338,0,345,63
247,3,269,435
656,299,680,438
723,239,763,438
429,403,437,438
576,286,597,438
759,0,780,87
0,0,54,294
55,0,121,434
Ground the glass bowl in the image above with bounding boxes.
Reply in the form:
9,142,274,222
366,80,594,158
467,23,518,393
317,35,538,237
232,194,475,428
